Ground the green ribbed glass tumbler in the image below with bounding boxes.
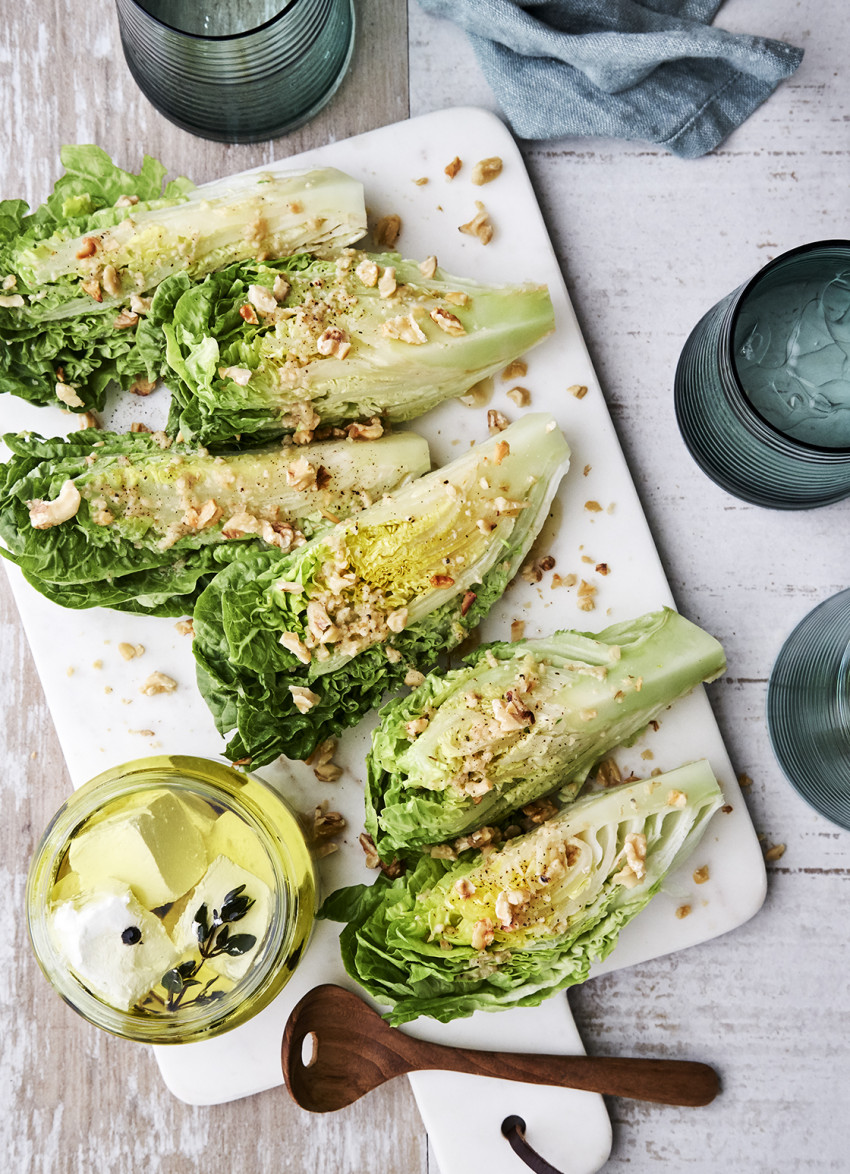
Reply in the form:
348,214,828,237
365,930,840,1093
674,241,850,509
115,0,355,144
767,589,850,830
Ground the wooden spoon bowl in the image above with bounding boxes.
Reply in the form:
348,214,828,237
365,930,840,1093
282,984,720,1113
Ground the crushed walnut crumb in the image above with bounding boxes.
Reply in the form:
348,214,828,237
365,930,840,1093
444,156,462,179
738,771,753,787
139,671,177,696
471,156,503,185
584,500,603,512
174,619,194,637
418,255,438,279
568,384,588,399
506,385,531,407
487,409,510,434
675,904,692,919
373,213,401,248
118,642,145,661
459,201,493,245
521,555,556,584
693,865,710,884
595,757,622,788
764,843,786,862
510,619,525,642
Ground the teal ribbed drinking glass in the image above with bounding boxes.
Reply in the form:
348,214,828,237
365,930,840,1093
767,589,850,831
115,0,355,144
674,241,850,509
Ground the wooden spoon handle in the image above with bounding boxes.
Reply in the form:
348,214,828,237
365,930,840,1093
411,1043,719,1106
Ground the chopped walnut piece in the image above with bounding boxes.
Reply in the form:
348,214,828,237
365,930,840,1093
568,384,588,399
239,303,259,324
306,738,342,782
506,385,531,407
471,156,503,185
454,826,499,854
311,801,346,842
139,671,177,696
510,619,525,642
738,771,753,787
405,716,430,739
471,918,495,950
459,376,492,407
355,257,379,286
359,832,381,869
521,555,556,584
693,865,710,885
373,213,401,248
27,479,82,529
117,641,144,661
285,456,318,491
247,283,277,315
444,156,462,179
430,574,455,588
454,877,476,899
461,590,477,617
675,905,692,920
666,789,687,808
381,313,427,344
346,416,384,440
80,277,103,302
76,237,98,259
413,176,429,186
595,757,622,788
316,326,351,358
78,412,100,430
459,201,493,245
595,562,610,575
102,264,123,298
502,359,528,380
289,685,321,714
174,619,194,637
493,440,510,467
430,306,465,335
585,500,603,512
129,376,156,396
488,409,510,434
129,421,150,433
522,797,558,824
112,309,138,330
280,631,312,664
55,382,85,409
418,255,438,279
378,266,397,298
764,843,786,862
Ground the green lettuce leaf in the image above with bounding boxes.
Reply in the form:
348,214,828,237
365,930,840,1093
320,760,723,1025
365,609,726,856
1,149,366,413
0,428,429,616
154,251,555,446
192,413,571,766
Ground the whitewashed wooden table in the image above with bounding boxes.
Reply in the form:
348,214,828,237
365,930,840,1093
2,2,848,1171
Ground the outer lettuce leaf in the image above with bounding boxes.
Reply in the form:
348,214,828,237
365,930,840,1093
365,609,726,856
0,146,193,410
0,428,429,616
320,761,723,1025
156,251,555,446
192,414,571,766
1,150,366,413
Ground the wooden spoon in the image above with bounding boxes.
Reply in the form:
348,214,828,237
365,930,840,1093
282,984,719,1112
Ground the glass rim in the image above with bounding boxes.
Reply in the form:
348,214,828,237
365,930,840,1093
727,238,850,457
125,0,302,43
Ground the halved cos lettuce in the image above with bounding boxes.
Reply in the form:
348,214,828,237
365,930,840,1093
0,145,366,412
366,609,726,856
158,251,555,445
0,428,428,616
192,413,571,765
321,760,723,1025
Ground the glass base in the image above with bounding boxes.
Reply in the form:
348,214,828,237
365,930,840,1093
767,589,850,830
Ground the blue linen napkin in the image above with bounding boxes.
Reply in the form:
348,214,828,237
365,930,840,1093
418,0,804,157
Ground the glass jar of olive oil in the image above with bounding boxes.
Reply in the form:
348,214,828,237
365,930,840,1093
27,756,315,1043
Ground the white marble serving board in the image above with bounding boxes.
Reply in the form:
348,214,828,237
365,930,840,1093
2,108,766,1174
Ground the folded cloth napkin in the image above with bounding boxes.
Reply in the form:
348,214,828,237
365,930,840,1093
418,0,804,157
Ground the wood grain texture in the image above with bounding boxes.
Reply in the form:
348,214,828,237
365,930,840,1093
3,0,850,1171
1,4,426,1174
